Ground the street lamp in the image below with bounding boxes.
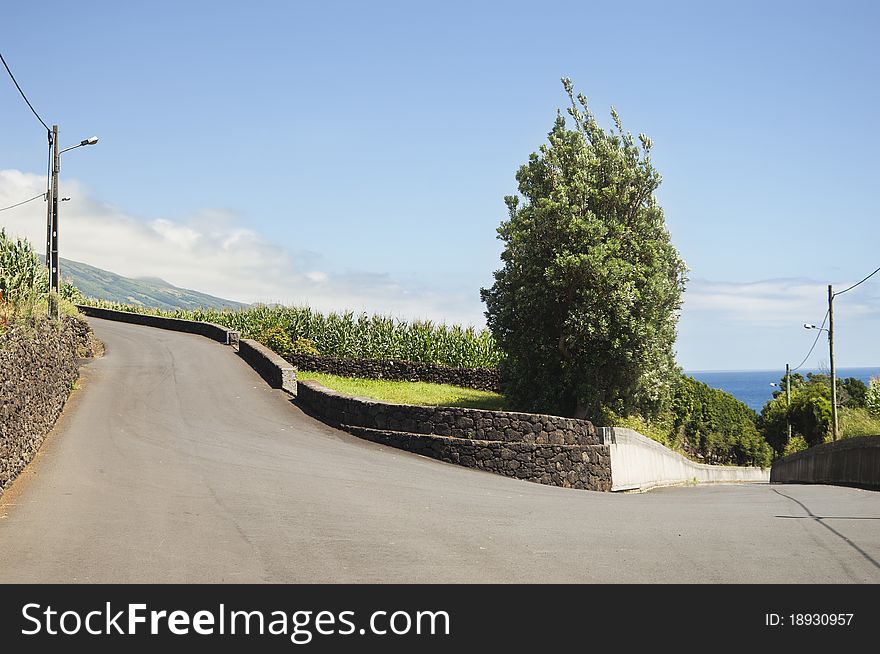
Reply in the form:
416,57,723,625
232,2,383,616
59,136,99,155
46,126,98,317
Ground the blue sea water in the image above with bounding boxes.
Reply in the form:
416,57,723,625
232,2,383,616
686,367,880,413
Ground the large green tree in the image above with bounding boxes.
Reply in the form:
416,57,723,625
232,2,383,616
481,79,687,419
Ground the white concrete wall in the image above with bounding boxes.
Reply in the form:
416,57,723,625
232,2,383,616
601,427,769,492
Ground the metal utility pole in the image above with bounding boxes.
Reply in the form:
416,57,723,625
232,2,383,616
828,284,838,441
785,362,791,441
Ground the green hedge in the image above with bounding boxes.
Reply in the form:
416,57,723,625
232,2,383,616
671,376,771,467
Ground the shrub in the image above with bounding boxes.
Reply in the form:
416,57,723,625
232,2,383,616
788,384,831,446
255,324,295,354
758,395,791,456
289,337,320,356
783,435,808,456
671,376,771,467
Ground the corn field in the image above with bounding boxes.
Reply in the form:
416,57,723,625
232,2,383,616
0,228,48,325
82,299,505,369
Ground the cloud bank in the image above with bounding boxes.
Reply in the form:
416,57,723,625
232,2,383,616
684,278,879,327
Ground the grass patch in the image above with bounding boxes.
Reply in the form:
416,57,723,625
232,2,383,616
840,407,880,438
297,371,506,411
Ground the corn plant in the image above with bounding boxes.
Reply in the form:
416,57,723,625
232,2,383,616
0,228,48,323
81,298,506,368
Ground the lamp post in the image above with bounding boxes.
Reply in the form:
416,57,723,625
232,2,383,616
46,125,98,317
804,301,838,440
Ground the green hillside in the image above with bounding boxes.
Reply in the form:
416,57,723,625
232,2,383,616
50,256,248,311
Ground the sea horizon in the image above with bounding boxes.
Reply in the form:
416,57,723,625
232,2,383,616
686,366,880,412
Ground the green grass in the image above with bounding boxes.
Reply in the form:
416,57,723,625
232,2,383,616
297,371,506,410
840,407,880,438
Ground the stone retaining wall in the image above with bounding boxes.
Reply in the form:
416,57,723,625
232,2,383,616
296,380,610,490
296,380,598,445
0,317,92,494
239,338,297,394
284,353,501,392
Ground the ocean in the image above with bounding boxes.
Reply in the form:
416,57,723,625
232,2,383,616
686,367,880,412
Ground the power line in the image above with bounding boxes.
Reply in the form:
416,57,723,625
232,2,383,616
834,264,880,297
791,309,829,372
0,51,51,133
0,192,45,213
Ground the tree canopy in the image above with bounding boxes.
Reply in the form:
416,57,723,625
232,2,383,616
481,78,686,420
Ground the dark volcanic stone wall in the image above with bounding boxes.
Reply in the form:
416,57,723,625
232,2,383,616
77,305,235,344
284,353,501,392
0,317,92,494
297,380,611,491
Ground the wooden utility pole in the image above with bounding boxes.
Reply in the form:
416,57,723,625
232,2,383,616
785,362,791,441
828,284,838,440
47,124,59,318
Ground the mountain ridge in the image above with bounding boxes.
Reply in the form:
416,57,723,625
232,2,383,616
50,256,249,311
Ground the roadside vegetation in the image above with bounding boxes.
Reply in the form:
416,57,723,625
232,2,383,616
79,299,503,369
608,375,771,466
296,372,506,410
0,229,81,336
482,78,686,421
759,373,880,456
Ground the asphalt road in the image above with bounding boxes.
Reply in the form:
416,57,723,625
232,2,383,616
1,318,878,583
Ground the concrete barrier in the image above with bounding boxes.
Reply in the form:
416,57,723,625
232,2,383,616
598,427,770,492
238,339,296,394
77,305,237,345
770,435,880,490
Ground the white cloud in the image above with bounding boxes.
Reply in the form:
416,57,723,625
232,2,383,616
0,169,487,327
679,277,880,369
684,277,879,328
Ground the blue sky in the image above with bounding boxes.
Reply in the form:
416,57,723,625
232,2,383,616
2,0,878,370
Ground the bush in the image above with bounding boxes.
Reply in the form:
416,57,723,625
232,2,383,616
671,376,771,467
289,337,320,356
783,435,808,456
255,324,295,354
758,395,790,456
787,382,831,447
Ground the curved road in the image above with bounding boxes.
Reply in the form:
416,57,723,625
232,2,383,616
1,318,878,583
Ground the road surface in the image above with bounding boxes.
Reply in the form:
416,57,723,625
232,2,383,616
1,318,878,583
